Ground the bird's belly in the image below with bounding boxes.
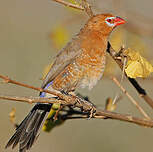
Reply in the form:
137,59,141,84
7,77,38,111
79,56,106,90
52,52,106,92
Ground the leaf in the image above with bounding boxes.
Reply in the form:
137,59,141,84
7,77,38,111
42,118,65,132
42,103,65,132
124,49,153,78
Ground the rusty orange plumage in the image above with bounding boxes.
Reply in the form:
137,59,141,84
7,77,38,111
46,14,125,91
6,14,125,152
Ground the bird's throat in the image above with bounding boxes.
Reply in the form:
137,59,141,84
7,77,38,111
80,30,108,56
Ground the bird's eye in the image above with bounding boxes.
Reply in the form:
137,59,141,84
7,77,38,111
107,19,112,23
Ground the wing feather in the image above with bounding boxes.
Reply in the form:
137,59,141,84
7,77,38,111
41,38,82,89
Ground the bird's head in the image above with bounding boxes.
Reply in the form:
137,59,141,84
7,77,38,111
84,13,125,36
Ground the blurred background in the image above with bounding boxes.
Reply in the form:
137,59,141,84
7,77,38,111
1,0,153,152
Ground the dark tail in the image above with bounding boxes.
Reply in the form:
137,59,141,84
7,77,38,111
5,103,51,152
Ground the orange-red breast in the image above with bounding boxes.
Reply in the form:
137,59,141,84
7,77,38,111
6,14,125,152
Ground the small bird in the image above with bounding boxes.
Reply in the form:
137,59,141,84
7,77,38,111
5,13,125,151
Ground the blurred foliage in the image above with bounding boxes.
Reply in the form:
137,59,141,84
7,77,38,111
50,24,70,50
104,28,126,76
126,32,148,56
9,108,16,125
110,27,125,51
105,98,117,111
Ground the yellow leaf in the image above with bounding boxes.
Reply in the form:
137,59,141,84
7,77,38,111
124,49,153,78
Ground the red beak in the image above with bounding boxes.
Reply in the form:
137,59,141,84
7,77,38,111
114,16,126,26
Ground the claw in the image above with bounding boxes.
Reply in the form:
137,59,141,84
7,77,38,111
88,106,96,119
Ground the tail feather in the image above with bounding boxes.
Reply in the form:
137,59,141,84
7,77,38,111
5,103,51,152
6,111,35,149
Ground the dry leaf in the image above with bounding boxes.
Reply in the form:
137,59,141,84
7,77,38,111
124,49,153,78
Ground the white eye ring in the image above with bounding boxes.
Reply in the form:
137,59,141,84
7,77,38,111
105,17,115,27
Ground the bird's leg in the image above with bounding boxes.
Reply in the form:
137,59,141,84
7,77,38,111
88,106,95,119
69,91,83,106
87,103,96,119
75,93,96,118
61,91,96,118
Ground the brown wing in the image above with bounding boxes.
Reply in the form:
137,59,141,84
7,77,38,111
41,38,82,89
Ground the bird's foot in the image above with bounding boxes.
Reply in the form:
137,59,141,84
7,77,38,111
88,105,96,119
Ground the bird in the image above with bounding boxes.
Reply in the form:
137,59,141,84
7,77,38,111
5,13,125,152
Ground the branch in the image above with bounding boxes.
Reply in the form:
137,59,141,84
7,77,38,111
95,110,153,127
52,0,84,10
52,0,94,17
0,75,95,112
81,0,94,17
0,95,64,104
1,92,153,127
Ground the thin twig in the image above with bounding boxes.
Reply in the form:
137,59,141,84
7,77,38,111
0,75,60,98
52,0,84,10
0,75,95,112
81,0,94,17
52,0,94,17
112,77,151,120
0,95,64,104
